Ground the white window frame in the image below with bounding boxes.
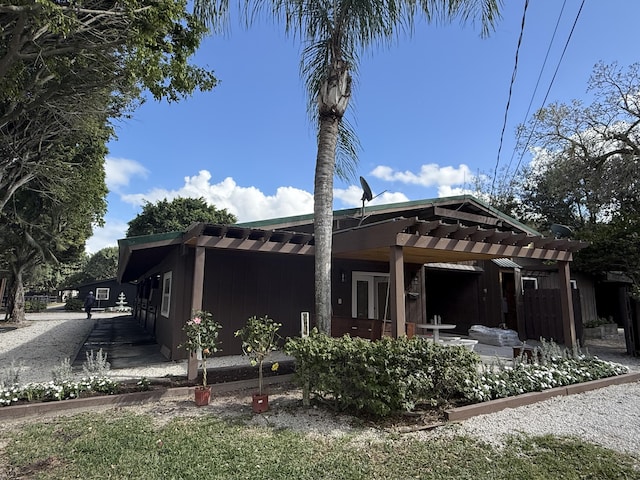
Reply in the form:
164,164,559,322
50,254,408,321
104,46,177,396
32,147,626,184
160,271,172,317
95,288,109,301
351,271,390,319
521,277,538,291
570,279,578,290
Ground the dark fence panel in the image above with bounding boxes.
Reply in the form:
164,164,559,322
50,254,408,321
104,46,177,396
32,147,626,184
524,289,582,345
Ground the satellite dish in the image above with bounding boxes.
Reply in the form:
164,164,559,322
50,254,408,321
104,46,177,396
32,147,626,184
358,176,374,226
360,176,373,202
550,224,573,239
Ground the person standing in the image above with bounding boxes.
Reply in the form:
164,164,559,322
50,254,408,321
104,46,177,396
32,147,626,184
84,291,96,319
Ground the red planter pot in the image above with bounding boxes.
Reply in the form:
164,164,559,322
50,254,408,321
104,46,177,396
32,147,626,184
252,393,269,413
194,386,212,406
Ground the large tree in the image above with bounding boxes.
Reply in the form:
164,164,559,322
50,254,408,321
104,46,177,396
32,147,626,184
195,0,501,333
127,197,237,237
63,247,120,288
1,0,219,320
0,121,109,322
513,62,640,292
0,0,217,211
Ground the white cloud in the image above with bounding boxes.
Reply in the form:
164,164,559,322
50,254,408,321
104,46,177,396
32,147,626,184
437,185,476,197
119,170,314,222
105,157,149,191
334,185,409,207
371,163,475,188
86,171,414,254
86,219,128,254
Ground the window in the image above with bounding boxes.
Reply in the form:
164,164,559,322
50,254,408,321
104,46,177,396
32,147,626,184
521,277,538,291
95,288,109,301
160,272,172,317
570,280,578,290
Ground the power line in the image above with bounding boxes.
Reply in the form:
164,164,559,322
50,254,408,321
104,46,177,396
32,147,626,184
504,0,568,177
510,0,586,179
490,0,529,198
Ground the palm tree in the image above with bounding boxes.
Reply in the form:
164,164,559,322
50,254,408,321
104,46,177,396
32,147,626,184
195,0,502,334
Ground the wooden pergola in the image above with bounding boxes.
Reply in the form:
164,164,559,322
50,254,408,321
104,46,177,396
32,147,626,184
181,212,586,344
332,215,587,347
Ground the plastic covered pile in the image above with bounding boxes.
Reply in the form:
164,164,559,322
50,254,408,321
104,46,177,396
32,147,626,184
468,325,521,347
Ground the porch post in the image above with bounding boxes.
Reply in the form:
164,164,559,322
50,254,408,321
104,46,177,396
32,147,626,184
513,267,526,340
558,260,577,348
389,245,406,338
188,246,206,380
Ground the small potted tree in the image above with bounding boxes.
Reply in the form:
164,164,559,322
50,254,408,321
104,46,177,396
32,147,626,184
235,315,282,413
180,310,222,406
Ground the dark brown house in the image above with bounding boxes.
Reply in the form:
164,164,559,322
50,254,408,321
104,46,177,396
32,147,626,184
117,195,587,372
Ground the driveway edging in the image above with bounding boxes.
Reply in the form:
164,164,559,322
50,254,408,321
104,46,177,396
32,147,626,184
445,371,640,421
0,374,295,420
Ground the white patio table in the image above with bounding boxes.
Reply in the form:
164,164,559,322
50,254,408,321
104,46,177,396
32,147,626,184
415,323,456,343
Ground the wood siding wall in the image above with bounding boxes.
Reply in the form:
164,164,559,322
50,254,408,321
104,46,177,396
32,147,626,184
199,249,315,356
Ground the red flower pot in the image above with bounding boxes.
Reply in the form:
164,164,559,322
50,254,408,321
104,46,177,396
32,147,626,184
252,393,269,413
194,386,212,406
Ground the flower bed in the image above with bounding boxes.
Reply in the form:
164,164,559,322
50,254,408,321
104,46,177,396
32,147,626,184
1,376,122,407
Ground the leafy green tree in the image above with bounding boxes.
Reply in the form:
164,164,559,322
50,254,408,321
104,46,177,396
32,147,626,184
1,0,219,321
85,247,120,282
127,197,237,237
513,62,640,293
63,247,120,288
195,0,501,333
1,0,217,211
0,128,108,322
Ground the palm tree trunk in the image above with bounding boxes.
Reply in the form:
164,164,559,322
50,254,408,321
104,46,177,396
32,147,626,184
314,114,339,334
314,57,351,335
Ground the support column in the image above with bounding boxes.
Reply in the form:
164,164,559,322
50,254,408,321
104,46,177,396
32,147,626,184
389,245,406,338
514,267,526,340
558,260,577,348
418,266,427,325
188,246,206,380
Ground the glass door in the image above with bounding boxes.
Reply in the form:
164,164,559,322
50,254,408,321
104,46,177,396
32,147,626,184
352,272,390,320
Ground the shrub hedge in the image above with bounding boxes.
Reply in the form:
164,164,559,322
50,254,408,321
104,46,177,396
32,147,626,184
285,331,480,416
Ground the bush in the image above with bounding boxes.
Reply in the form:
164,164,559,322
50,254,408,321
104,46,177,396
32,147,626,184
25,300,47,313
82,349,111,378
285,331,481,416
65,298,83,311
583,317,613,328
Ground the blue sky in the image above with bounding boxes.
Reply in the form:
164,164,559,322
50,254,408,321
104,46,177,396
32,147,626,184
89,0,640,253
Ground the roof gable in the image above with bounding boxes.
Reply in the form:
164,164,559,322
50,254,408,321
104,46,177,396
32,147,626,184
239,195,540,237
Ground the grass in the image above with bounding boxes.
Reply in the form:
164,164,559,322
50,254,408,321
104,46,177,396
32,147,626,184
2,411,638,479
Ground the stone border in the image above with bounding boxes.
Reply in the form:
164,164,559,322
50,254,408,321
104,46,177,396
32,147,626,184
445,372,640,421
0,374,295,421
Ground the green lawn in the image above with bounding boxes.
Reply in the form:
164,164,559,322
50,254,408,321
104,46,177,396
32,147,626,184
2,410,638,479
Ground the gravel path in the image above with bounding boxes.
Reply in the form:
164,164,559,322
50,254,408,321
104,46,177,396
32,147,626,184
441,381,640,456
2,313,639,458
0,314,95,384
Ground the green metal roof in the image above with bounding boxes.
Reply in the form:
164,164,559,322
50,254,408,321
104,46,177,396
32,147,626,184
239,194,542,236
117,230,183,248
117,195,542,250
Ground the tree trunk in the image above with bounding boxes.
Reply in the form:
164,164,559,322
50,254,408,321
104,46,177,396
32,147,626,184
9,269,26,323
314,114,339,335
314,58,351,335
